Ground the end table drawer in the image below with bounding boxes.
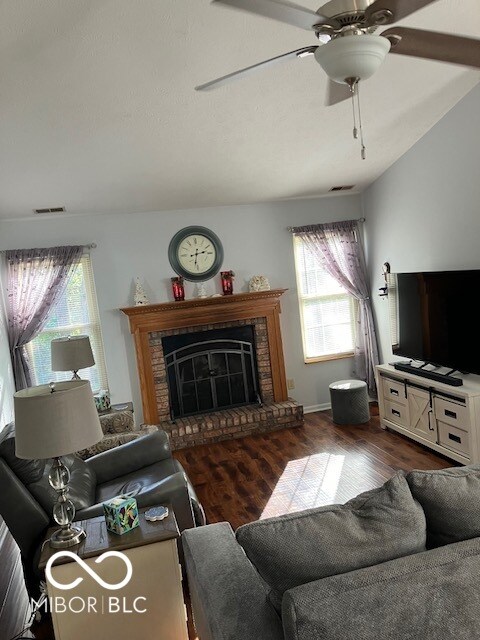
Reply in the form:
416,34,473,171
384,399,409,427
434,398,469,432
383,379,407,405
438,421,470,457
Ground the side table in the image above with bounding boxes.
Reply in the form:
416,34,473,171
39,505,188,640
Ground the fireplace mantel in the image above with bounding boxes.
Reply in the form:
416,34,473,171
121,289,289,424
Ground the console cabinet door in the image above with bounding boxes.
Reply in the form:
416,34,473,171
407,387,437,443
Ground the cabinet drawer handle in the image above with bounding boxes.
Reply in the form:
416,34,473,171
390,388,399,396
391,409,401,417
445,409,457,419
448,433,462,444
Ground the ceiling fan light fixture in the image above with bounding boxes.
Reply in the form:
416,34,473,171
314,34,391,84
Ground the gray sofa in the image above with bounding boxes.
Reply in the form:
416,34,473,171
183,465,480,640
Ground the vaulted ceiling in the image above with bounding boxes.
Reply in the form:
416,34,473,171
0,0,479,218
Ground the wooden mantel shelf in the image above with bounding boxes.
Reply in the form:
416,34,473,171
121,289,287,318
121,289,289,424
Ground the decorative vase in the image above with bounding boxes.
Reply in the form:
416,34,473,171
221,271,235,296
171,276,185,302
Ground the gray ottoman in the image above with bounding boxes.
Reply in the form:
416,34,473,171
329,379,370,425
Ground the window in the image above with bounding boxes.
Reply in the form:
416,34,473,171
293,235,356,362
26,254,108,392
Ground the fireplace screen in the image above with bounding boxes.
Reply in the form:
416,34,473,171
163,326,259,419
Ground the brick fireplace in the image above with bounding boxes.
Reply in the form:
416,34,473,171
121,290,303,449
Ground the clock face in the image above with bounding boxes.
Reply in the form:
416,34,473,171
177,234,217,276
168,226,224,282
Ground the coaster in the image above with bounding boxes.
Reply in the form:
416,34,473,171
145,506,169,522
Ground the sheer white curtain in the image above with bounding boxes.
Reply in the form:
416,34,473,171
291,220,379,394
4,246,83,390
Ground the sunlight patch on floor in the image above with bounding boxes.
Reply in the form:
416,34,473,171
260,452,345,519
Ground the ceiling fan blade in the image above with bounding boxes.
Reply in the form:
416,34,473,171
383,27,480,69
325,80,352,106
195,46,317,91
366,0,439,25
211,0,337,31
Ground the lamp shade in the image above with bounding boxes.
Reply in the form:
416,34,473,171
315,34,391,84
51,335,95,372
14,380,103,459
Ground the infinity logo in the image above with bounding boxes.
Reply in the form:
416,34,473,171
46,551,133,591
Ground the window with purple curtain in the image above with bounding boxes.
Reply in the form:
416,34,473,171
4,246,84,390
290,220,379,395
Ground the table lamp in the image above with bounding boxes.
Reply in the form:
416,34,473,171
14,380,103,548
51,335,95,380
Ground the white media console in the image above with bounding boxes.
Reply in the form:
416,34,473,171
376,364,480,465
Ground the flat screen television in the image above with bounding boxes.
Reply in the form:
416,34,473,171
388,270,480,375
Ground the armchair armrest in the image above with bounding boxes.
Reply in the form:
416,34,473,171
86,430,171,484
182,523,283,640
76,471,194,530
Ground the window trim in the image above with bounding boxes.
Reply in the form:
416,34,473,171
293,235,357,363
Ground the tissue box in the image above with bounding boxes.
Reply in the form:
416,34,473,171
94,389,111,413
103,495,139,535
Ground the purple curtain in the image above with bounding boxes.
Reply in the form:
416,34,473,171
291,220,379,395
4,246,84,390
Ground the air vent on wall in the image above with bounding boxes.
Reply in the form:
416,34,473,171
330,186,355,192
34,206,66,214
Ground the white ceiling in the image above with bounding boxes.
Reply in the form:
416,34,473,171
0,0,479,219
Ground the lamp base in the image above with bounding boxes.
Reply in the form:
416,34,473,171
49,525,86,549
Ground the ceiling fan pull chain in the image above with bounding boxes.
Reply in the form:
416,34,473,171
351,83,358,140
356,81,367,160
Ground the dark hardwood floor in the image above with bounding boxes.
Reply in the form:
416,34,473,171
3,408,453,640
176,406,453,531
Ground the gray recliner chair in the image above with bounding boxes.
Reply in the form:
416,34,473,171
0,422,205,597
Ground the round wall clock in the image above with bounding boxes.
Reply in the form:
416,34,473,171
168,226,224,282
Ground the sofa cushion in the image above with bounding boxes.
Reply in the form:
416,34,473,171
28,455,97,513
0,422,46,484
407,464,480,548
281,536,480,640
236,472,426,611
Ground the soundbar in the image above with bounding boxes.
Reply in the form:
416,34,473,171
393,363,463,387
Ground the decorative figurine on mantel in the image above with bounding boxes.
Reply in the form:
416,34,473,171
197,282,208,298
133,277,149,306
249,275,270,292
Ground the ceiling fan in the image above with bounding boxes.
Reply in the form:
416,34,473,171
195,0,480,157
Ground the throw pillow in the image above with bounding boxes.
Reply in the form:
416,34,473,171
406,464,480,548
236,472,426,612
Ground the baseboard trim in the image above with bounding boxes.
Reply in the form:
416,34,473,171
304,403,331,414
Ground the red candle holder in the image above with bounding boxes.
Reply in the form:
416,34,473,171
221,271,235,296
171,276,185,302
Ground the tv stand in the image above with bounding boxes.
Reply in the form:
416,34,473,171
377,364,480,465
393,362,463,387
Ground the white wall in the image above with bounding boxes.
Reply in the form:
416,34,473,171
363,83,480,363
0,278,15,428
0,194,363,420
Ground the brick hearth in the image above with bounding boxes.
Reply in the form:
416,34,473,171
164,401,303,450
121,290,304,449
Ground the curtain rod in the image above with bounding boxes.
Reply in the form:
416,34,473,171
1,243,96,253
287,218,365,233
